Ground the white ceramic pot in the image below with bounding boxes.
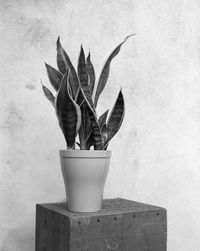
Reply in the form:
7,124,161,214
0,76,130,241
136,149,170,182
59,150,111,212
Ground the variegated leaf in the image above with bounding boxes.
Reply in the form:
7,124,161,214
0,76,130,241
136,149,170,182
56,37,69,74
101,131,108,144
78,46,95,112
77,85,102,149
98,109,109,130
77,86,102,149
86,52,95,95
85,132,93,150
78,45,88,87
76,88,85,107
42,84,55,107
45,63,63,91
55,70,81,149
57,37,79,98
103,90,125,149
82,103,91,140
78,101,92,150
78,86,102,149
94,34,134,107
88,108,102,150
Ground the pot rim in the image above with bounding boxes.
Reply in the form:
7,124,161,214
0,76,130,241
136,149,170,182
59,149,111,158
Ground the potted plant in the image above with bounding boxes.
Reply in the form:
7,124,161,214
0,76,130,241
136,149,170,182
41,35,133,212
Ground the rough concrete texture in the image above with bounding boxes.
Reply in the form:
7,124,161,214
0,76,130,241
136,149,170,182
0,0,200,250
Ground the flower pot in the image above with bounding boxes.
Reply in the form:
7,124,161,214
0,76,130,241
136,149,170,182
59,150,111,212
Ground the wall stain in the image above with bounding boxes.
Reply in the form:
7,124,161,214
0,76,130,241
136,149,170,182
26,19,51,45
2,102,24,132
25,83,37,90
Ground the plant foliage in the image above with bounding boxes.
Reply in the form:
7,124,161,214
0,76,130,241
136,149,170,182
42,35,134,150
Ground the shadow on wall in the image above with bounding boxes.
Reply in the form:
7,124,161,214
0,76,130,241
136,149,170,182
1,226,34,251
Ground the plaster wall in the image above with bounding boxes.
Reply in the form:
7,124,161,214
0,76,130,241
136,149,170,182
0,0,200,250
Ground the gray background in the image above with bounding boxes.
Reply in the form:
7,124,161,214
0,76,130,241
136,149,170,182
0,0,200,250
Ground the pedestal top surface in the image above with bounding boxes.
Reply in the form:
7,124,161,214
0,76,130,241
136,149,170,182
37,198,166,219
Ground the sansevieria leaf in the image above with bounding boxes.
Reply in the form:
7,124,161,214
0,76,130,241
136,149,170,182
86,133,93,150
77,47,102,150
56,37,69,74
57,37,79,98
55,70,81,149
77,84,102,149
78,46,95,112
88,108,102,150
103,90,125,149
78,87,102,149
76,88,85,107
77,98,101,150
98,109,109,130
45,63,63,91
41,84,55,107
94,34,134,107
86,52,95,95
78,45,88,87
82,104,91,141
78,102,91,150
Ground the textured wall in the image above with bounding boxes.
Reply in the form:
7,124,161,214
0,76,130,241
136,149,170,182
1,0,200,250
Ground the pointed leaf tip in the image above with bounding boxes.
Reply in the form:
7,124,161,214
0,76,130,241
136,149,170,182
125,33,136,40
56,39,79,96
45,63,63,91
56,36,61,49
88,52,91,59
102,90,125,148
42,84,55,107
79,44,85,59
94,36,130,107
86,52,95,95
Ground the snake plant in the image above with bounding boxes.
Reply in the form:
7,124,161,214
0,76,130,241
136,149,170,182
42,35,134,150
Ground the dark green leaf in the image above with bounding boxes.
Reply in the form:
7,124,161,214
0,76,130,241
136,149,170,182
57,37,79,98
85,132,93,150
76,88,85,107
103,90,125,149
78,46,95,112
45,63,63,91
78,85,102,150
78,102,92,150
82,103,91,140
94,34,134,107
78,87,101,149
55,70,81,149
88,108,102,150
56,37,69,74
101,131,108,144
98,109,109,130
77,84,102,150
78,45,88,87
42,84,55,107
101,124,106,132
86,52,95,95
